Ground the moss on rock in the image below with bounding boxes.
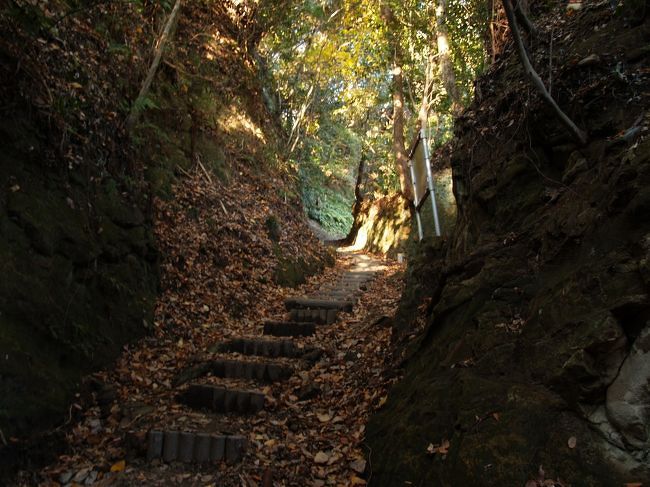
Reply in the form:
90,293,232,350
0,117,158,443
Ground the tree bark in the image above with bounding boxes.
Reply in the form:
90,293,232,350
484,0,498,64
343,153,367,245
127,0,182,129
382,3,413,201
435,0,461,115
417,51,434,134
502,0,587,145
391,61,413,201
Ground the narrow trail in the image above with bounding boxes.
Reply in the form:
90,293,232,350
36,249,404,486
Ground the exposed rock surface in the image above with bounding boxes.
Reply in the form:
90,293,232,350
367,4,650,485
0,115,158,441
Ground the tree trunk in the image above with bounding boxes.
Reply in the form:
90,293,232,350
381,3,413,201
435,0,461,115
391,59,413,201
127,0,182,129
485,0,497,64
343,153,367,245
418,51,434,134
502,0,587,145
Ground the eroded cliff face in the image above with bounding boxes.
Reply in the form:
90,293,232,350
0,2,160,444
367,3,650,485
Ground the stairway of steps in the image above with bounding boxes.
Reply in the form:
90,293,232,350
140,252,386,466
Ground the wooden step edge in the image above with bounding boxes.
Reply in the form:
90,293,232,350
178,384,266,415
144,430,246,464
284,298,353,312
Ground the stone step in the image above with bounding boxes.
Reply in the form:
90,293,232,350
179,384,265,414
313,290,359,299
284,298,353,312
173,358,292,386
287,308,338,324
146,430,246,464
342,271,375,277
263,321,316,336
212,338,303,358
333,280,364,287
338,278,371,285
315,295,356,302
207,359,293,381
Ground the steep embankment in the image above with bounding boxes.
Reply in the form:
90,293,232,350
0,0,328,476
368,2,650,485
0,1,160,445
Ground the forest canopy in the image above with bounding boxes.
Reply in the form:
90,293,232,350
259,0,491,234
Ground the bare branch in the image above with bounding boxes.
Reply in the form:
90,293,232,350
503,0,587,145
127,0,183,129
514,1,538,37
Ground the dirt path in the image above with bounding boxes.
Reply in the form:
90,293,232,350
28,249,404,486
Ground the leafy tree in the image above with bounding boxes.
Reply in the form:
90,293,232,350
258,0,492,233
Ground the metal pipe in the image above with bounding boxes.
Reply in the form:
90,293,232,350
421,129,441,237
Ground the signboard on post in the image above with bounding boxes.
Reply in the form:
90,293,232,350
412,135,429,207
408,130,441,240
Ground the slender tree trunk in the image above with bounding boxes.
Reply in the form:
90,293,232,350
287,84,315,154
435,0,461,115
382,2,413,201
391,59,413,201
343,153,367,245
127,0,182,129
485,0,497,64
502,0,587,145
418,54,433,133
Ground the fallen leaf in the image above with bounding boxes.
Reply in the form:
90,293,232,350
314,451,329,464
426,439,450,456
438,439,450,455
110,460,126,472
350,475,367,485
350,458,366,473
316,413,331,423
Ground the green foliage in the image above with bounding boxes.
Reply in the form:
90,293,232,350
260,0,492,219
3,1,53,34
132,95,159,114
300,162,354,236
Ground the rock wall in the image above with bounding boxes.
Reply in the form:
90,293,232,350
367,4,650,485
346,194,412,256
0,114,158,440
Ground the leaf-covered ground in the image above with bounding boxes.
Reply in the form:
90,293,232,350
18,163,405,486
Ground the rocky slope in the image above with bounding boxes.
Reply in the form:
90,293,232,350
367,2,650,485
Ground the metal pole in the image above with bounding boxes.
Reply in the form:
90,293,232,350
408,158,424,241
421,129,441,237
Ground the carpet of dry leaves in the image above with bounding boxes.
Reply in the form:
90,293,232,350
30,164,405,487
